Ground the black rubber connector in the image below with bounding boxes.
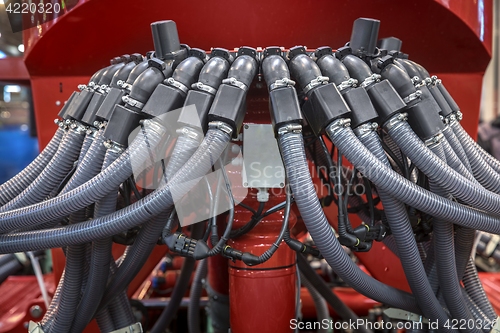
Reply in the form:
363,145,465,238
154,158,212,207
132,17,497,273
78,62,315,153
103,105,143,146
95,88,126,122
349,18,380,57
366,80,406,123
58,91,79,120
342,87,378,128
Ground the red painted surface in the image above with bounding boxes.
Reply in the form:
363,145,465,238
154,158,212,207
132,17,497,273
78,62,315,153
0,274,56,333
228,189,298,333
15,0,493,332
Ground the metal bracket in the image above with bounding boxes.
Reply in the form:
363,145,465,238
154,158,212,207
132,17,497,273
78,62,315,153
27,321,45,333
303,76,329,94
192,82,217,95
166,77,189,94
109,322,143,333
383,308,429,324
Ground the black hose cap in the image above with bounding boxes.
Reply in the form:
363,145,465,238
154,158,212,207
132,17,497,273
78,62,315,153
208,84,247,138
211,48,233,63
429,84,453,117
335,46,352,60
342,87,378,128
188,48,207,62
131,53,144,64
66,89,94,121
406,97,445,140
58,91,79,119
437,83,460,114
81,92,106,126
377,37,402,52
142,83,186,118
366,80,406,124
177,90,215,133
269,86,303,132
104,104,143,146
263,46,283,58
349,18,380,57
151,20,181,61
302,83,351,135
314,46,333,59
96,87,125,122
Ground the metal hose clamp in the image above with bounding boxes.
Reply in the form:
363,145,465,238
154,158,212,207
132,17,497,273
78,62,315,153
303,76,329,94
176,126,203,142
337,78,358,92
277,123,302,135
403,90,422,104
208,121,233,137
424,132,444,147
122,95,144,110
166,77,189,94
383,113,408,132
104,139,125,153
192,82,217,95
69,121,88,135
117,80,133,92
326,118,351,138
270,78,295,91
353,122,378,138
360,74,381,88
222,77,247,91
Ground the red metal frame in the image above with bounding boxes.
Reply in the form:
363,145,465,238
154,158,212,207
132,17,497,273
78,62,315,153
4,1,491,332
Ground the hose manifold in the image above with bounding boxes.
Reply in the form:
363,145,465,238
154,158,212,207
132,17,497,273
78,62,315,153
166,77,189,94
303,76,329,94
192,82,217,95
270,78,296,91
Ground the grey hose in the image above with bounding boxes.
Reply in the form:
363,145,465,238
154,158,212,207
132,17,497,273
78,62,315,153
106,260,136,330
70,149,122,333
0,127,65,206
0,119,166,234
95,309,115,333
463,258,497,320
325,122,500,251
0,129,85,213
444,125,500,193
0,128,230,253
442,125,472,173
48,133,108,333
101,132,201,306
450,120,500,174
188,259,208,333
300,273,329,333
278,128,421,314
386,119,500,216
427,143,479,333
358,129,452,329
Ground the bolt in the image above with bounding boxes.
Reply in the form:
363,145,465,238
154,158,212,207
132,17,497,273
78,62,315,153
30,305,43,318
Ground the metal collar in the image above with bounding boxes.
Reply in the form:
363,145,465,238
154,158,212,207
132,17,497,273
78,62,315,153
403,90,422,104
337,78,358,92
122,95,144,110
270,78,296,91
166,77,189,94
208,121,233,137
277,123,302,135
222,77,247,91
383,113,408,132
424,132,444,147
326,118,351,138
360,74,381,88
303,76,329,94
192,82,217,95
353,122,378,138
